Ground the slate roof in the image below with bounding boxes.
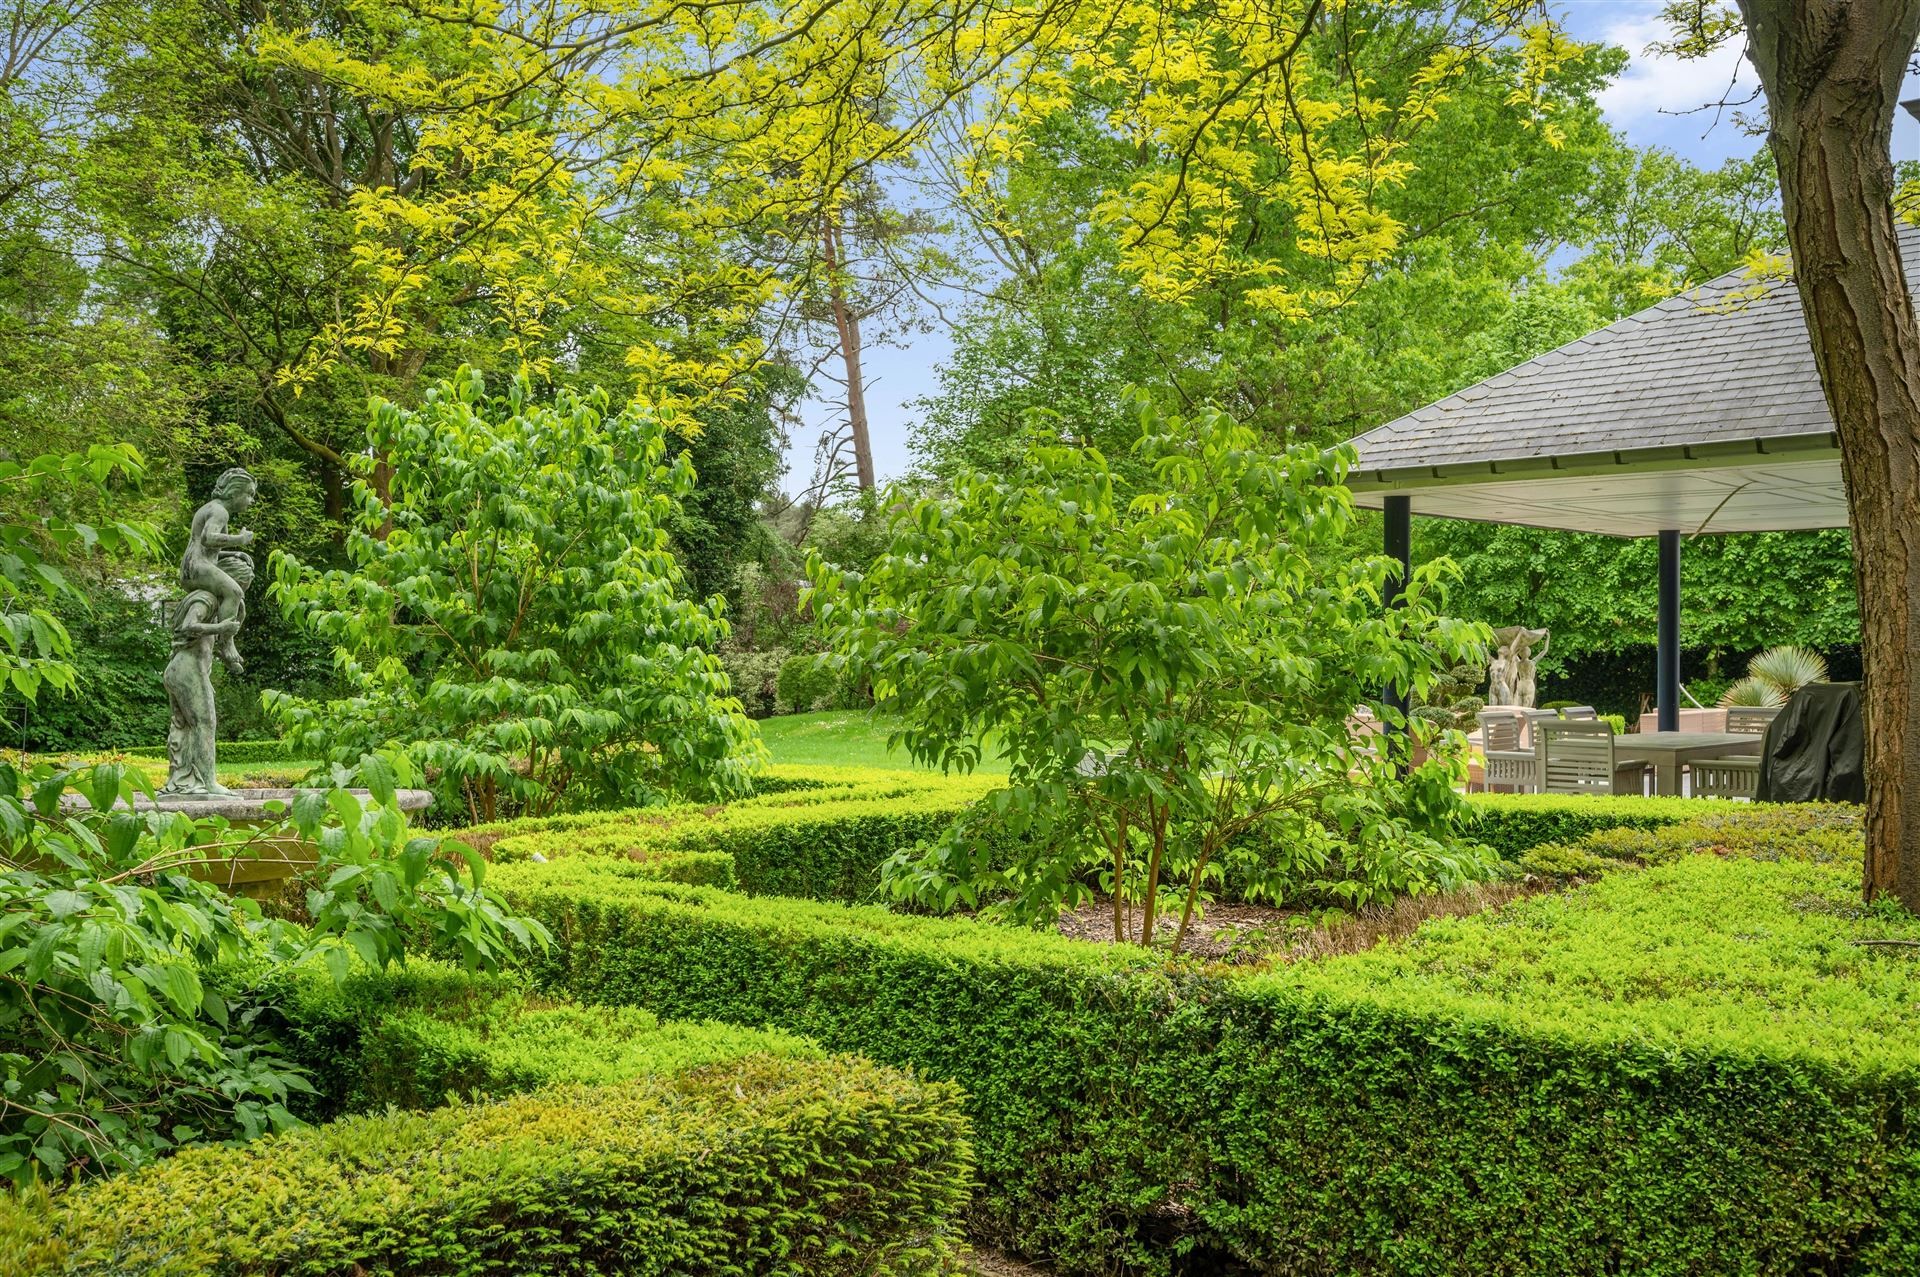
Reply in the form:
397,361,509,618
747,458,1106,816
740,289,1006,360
1347,223,1920,479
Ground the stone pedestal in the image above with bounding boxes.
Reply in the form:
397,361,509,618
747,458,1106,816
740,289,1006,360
59,788,433,898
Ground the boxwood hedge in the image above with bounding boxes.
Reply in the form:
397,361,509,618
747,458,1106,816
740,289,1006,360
5,1058,972,1277
463,764,1702,907
121,738,296,766
1462,791,1702,857
466,765,1005,902
1,964,975,1277
491,802,1917,1276
257,961,816,1116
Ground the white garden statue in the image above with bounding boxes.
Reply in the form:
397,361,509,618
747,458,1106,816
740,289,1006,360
1488,626,1549,708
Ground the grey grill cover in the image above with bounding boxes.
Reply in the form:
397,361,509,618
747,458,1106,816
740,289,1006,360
1756,682,1865,804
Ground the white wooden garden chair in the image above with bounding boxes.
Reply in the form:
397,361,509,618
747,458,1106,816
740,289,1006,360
1724,706,1781,735
1537,719,1649,797
1691,756,1760,800
1476,709,1537,794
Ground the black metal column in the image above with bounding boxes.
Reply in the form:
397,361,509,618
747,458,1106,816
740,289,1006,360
1385,496,1412,723
1657,528,1681,732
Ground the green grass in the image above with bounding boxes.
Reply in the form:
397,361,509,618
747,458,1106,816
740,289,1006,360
755,709,1010,773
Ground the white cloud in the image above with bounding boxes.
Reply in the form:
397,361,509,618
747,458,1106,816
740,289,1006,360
1590,6,1758,129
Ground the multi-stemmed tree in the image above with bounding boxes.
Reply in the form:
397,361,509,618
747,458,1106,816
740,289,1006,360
267,370,764,822
809,395,1493,952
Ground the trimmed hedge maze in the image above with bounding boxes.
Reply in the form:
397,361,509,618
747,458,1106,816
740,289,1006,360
455,764,1707,904
473,780,1911,1276
0,963,973,1277
463,765,1005,900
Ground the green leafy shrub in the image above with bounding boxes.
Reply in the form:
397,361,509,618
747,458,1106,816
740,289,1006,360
0,756,546,1185
8,1055,973,1277
4,960,971,1276
1530,801,1864,872
6,592,169,753
265,369,763,823
1513,840,1620,880
808,395,1493,949
718,643,788,718
1206,840,1917,1276
473,766,1003,901
776,650,848,712
1412,658,1487,729
490,801,1917,1276
0,444,160,704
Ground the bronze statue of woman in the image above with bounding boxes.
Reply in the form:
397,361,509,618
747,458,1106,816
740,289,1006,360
159,550,254,798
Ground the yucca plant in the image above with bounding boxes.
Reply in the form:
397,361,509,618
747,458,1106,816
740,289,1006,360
1720,676,1786,707
1749,645,1830,693
1719,645,1829,708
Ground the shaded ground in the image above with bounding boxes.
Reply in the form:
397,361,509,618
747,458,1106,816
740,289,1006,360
966,1249,1051,1275
1054,879,1542,963
1055,897,1295,961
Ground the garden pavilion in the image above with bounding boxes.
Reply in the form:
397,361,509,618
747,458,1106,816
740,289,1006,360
1342,227,1917,728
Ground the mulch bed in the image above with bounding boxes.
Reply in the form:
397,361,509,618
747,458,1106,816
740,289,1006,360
1052,879,1544,964
965,1249,1053,1275
1054,898,1295,961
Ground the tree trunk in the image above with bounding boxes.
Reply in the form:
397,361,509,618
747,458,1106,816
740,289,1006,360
321,457,346,540
821,211,877,491
1138,800,1167,946
1735,0,1920,907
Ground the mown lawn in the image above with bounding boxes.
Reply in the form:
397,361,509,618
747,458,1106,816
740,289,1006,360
756,710,1010,774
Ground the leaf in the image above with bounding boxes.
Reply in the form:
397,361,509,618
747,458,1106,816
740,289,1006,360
43,890,90,920
146,963,203,1017
357,752,397,806
347,928,385,971
324,863,365,891
86,763,126,815
291,788,331,833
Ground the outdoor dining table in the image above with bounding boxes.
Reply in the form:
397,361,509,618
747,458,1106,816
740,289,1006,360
1618,731,1765,797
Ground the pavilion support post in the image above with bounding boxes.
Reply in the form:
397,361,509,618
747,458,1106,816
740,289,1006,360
1657,529,1681,733
1384,496,1412,726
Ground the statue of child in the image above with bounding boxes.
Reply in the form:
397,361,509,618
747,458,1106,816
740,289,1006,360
179,467,257,674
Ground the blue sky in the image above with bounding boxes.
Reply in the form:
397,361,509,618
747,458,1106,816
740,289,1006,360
782,0,1920,490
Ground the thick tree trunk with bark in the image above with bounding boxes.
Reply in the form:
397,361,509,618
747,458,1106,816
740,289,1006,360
1735,0,1920,906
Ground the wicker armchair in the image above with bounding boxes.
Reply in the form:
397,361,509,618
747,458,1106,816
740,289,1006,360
1476,709,1537,793
1537,719,1649,796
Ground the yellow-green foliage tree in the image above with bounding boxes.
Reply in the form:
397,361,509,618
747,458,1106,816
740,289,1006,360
14,0,1598,755
27,0,1588,488
242,0,1584,399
